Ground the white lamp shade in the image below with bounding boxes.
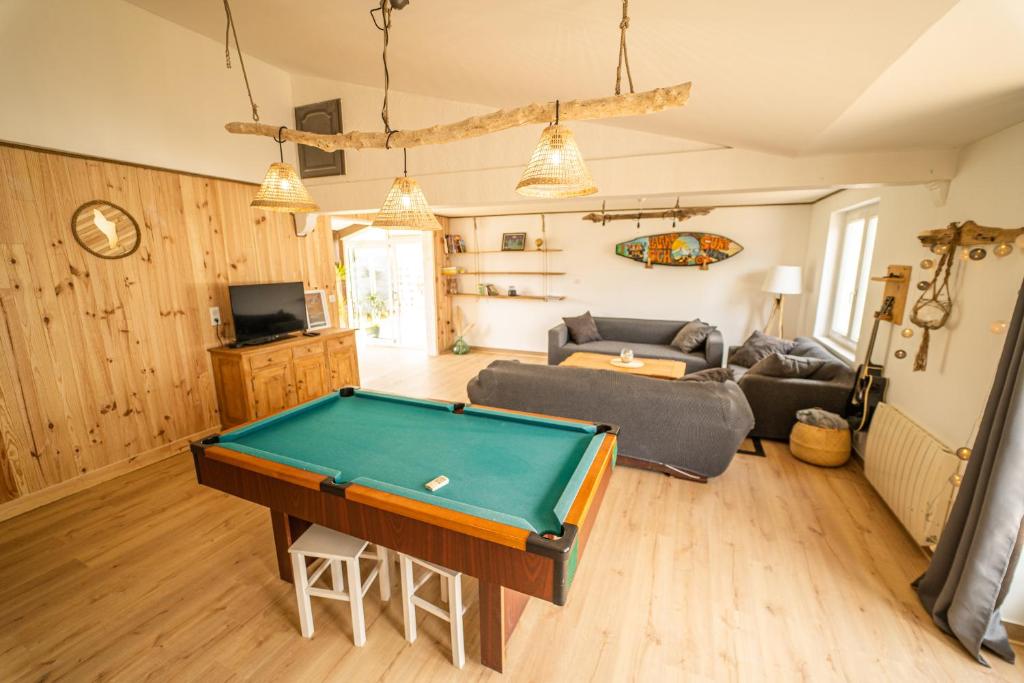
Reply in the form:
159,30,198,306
762,265,803,295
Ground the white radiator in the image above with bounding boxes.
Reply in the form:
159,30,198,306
864,403,963,548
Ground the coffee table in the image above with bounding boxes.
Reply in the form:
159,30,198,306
559,351,687,380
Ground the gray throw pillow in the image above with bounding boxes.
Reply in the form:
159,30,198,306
729,330,796,367
679,367,735,383
670,319,714,353
746,352,825,378
563,311,602,344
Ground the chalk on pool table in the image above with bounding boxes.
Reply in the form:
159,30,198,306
425,475,449,492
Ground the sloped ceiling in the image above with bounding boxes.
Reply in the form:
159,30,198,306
126,0,1024,155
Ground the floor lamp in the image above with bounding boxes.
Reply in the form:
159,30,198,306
762,265,802,338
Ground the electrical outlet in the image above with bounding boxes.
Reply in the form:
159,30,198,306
209,306,221,326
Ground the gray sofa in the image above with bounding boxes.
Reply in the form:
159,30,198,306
467,360,754,480
548,316,724,373
729,336,856,440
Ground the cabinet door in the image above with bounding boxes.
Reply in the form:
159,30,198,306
328,347,359,389
294,355,329,403
251,364,296,418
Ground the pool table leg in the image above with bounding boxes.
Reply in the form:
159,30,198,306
270,510,311,583
478,581,529,672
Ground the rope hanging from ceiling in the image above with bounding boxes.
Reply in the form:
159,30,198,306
223,0,260,122
222,0,691,152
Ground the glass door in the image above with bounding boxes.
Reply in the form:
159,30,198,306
344,228,427,349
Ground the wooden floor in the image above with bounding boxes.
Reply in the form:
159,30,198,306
1,346,1021,682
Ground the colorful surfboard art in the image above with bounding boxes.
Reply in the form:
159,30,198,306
615,232,743,270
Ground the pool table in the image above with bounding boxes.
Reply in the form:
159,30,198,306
191,387,617,672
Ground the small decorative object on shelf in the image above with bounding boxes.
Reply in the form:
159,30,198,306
477,284,486,295
501,232,527,251
444,234,467,254
508,285,518,296
485,284,500,296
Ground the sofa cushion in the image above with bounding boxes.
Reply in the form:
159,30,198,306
563,311,602,344
729,330,796,367
679,367,735,383
568,340,711,372
746,352,825,378
670,319,714,353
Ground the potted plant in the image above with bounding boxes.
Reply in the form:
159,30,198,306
360,293,389,338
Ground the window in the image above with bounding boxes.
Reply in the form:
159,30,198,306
819,203,878,350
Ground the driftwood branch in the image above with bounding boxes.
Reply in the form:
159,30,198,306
917,220,1024,246
582,206,712,224
225,82,691,152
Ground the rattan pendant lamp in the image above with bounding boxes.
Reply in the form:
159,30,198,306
251,126,320,213
372,148,442,231
515,100,597,198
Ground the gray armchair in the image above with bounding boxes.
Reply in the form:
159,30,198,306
729,337,855,440
548,316,724,374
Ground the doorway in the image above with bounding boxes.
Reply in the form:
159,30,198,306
343,228,431,350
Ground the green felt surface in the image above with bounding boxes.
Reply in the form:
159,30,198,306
219,390,604,534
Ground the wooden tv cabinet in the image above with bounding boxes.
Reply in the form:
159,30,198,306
209,328,360,428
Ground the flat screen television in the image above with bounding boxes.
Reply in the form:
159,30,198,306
228,281,307,346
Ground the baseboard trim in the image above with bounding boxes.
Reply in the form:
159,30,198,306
0,426,218,524
446,346,547,358
1005,621,1024,645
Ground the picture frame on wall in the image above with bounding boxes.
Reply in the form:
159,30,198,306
304,289,331,330
501,232,527,251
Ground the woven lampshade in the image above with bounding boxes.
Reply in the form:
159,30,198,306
371,176,443,231
251,162,320,213
515,124,597,198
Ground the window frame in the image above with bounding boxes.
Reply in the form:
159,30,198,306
817,202,879,353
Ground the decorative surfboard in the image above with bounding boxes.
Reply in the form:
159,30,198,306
614,232,743,270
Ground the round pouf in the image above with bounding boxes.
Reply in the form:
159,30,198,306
789,420,851,467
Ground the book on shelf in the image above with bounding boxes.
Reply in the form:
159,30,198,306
443,234,467,254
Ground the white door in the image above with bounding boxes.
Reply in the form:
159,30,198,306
344,228,428,350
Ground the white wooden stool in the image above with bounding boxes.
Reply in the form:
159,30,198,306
397,552,467,669
288,524,391,646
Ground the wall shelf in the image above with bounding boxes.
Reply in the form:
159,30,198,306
446,249,563,254
452,293,566,302
443,271,566,276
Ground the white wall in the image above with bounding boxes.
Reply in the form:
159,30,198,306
448,205,811,353
0,0,296,182
798,121,1024,625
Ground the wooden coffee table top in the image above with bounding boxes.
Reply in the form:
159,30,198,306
559,352,687,380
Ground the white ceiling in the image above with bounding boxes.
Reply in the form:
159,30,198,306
126,0,1024,156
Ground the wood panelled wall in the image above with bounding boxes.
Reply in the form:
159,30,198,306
0,144,335,519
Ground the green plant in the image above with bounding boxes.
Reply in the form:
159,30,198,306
360,293,390,323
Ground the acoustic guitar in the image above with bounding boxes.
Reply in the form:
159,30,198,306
847,296,895,431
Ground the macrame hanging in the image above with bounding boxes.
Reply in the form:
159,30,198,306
910,224,962,371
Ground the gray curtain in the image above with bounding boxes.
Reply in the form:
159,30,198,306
915,278,1024,665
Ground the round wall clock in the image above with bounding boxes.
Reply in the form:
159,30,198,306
70,200,141,259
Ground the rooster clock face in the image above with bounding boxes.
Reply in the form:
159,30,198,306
71,200,141,259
